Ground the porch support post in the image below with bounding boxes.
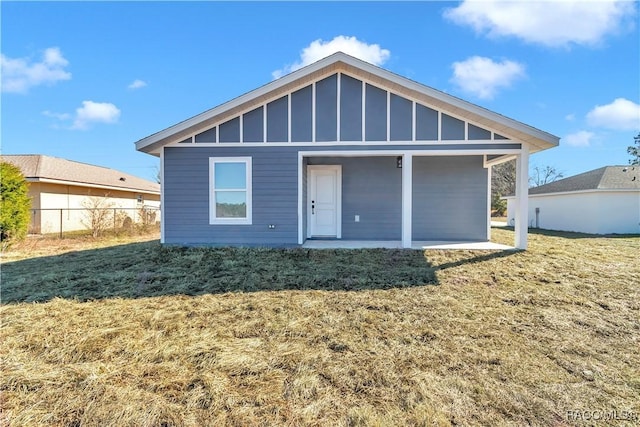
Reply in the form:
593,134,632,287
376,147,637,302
514,143,529,249
402,153,413,248
486,164,492,241
297,153,304,245
160,147,165,244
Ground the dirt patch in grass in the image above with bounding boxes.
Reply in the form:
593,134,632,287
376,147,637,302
1,228,639,426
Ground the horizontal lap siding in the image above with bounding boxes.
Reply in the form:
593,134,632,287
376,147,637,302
165,146,498,245
164,147,298,245
307,157,401,239
412,156,487,241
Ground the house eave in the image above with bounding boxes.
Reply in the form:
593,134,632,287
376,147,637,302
26,177,161,195
502,188,640,199
135,52,559,154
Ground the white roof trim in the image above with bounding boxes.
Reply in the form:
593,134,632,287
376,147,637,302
502,188,640,199
135,52,559,154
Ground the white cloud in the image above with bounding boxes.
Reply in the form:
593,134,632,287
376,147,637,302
444,0,636,47
272,36,390,79
450,56,525,99
586,98,640,130
71,101,121,130
1,47,71,93
128,79,147,90
42,110,72,121
565,113,576,121
565,130,595,147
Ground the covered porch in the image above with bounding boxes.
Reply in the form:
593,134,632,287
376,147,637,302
297,147,530,249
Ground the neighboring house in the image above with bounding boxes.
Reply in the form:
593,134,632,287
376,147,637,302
135,52,559,249
505,166,640,235
1,155,161,234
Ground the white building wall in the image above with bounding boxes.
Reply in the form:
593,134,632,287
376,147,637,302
506,190,640,235
35,183,160,234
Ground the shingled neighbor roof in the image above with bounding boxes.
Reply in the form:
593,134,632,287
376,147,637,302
1,155,160,194
529,166,640,195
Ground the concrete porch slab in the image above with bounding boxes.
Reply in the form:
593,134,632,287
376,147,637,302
302,240,403,249
413,241,514,250
302,240,514,250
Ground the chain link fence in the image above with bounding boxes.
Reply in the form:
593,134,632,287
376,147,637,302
30,206,160,238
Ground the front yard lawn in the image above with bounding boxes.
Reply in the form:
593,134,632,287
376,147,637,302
1,228,638,426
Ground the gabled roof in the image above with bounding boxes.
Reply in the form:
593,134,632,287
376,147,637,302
1,155,160,194
135,52,559,155
529,166,640,195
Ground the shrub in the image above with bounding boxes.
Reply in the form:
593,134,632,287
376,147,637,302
491,193,507,216
0,162,32,246
81,195,115,238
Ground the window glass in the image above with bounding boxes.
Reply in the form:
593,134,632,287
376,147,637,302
214,162,246,189
215,191,247,218
210,157,252,224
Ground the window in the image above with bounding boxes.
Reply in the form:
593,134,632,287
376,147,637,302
137,194,144,204
209,157,252,224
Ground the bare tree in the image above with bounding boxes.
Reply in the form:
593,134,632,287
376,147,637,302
628,132,640,166
81,195,114,237
529,165,564,187
137,205,157,230
491,160,516,215
154,164,161,184
492,160,516,197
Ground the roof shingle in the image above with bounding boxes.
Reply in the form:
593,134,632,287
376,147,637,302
529,166,640,195
1,155,160,194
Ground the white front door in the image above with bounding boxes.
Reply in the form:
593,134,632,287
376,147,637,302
308,165,341,238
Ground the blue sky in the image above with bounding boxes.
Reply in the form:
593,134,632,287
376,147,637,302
2,1,639,182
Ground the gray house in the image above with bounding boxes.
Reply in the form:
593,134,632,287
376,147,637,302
136,52,559,249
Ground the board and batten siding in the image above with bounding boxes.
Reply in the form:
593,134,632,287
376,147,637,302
412,156,488,241
181,72,510,146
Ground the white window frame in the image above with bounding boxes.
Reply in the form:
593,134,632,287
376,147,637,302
209,157,252,225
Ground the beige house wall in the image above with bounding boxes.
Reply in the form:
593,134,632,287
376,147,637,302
28,181,161,234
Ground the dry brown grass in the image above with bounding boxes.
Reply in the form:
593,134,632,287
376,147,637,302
1,227,639,426
2,228,159,262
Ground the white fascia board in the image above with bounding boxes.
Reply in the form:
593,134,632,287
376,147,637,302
28,178,161,195
529,189,640,198
502,188,640,200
